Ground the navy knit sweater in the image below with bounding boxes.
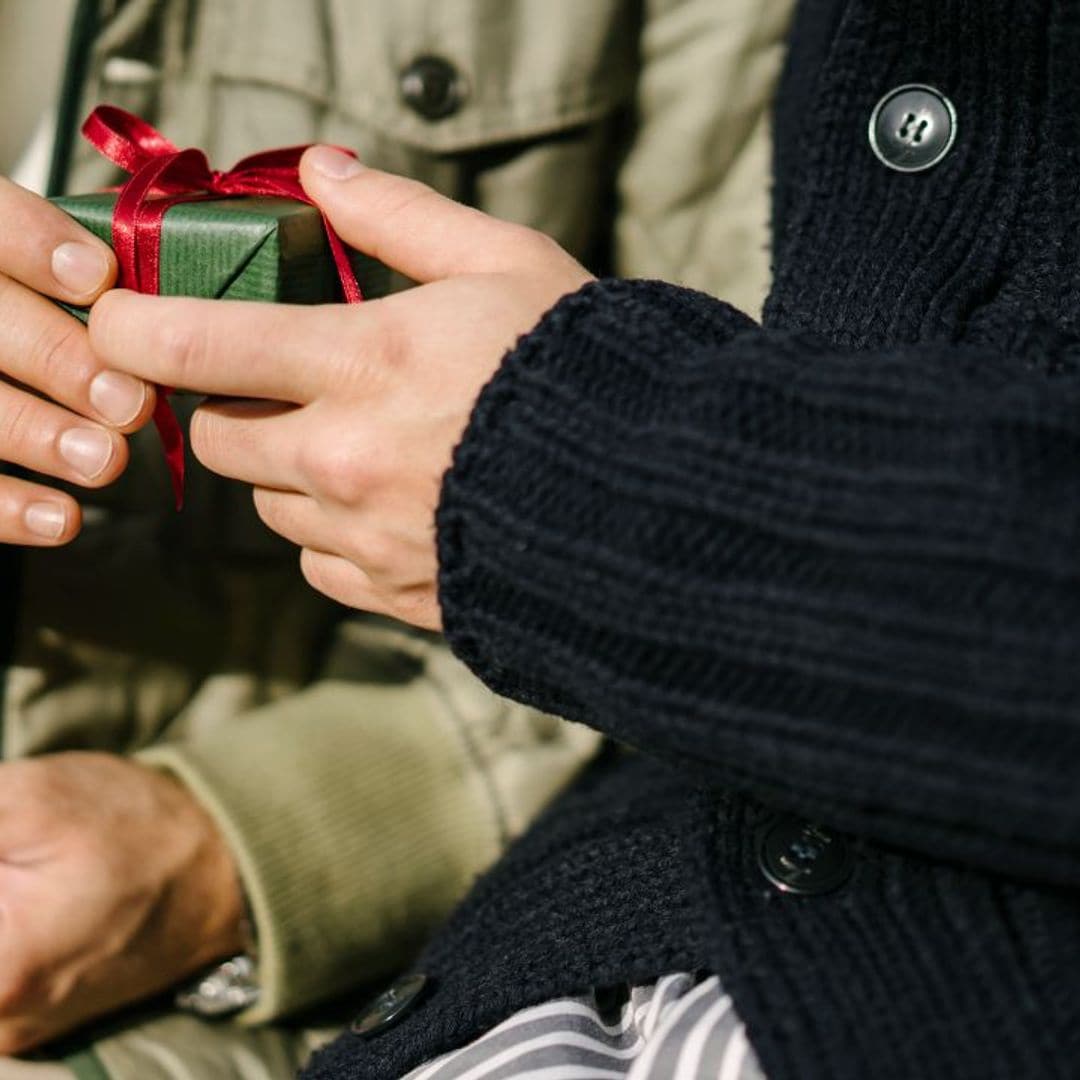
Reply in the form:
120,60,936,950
305,0,1080,1077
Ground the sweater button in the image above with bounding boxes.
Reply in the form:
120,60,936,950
400,56,467,120
351,973,429,1037
757,817,853,895
869,84,957,172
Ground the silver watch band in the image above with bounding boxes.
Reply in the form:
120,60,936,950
175,953,261,1018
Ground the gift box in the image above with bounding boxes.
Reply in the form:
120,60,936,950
45,108,384,507
51,193,390,321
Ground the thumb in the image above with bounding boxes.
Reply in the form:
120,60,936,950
299,146,535,283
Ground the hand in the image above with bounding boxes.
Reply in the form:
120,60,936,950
0,178,155,547
0,753,245,1053
89,151,593,630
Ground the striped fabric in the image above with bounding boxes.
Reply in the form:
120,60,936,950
401,973,765,1079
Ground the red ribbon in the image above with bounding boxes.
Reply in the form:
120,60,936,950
82,105,364,508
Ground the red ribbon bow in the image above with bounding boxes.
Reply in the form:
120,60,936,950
82,105,364,508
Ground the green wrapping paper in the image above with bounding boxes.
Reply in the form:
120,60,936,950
51,194,390,320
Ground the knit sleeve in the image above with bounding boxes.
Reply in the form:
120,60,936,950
437,277,1080,889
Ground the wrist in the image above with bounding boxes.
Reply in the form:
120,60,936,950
151,766,248,964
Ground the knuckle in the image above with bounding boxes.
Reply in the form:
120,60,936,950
370,177,436,229
336,333,400,402
503,223,559,266
321,338,371,395
354,530,397,577
153,315,206,391
29,318,84,391
0,393,42,457
520,224,558,256
298,435,373,505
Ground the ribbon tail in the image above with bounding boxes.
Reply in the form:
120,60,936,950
322,216,364,304
152,394,186,510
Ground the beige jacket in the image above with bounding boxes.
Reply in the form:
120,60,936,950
2,1,791,1076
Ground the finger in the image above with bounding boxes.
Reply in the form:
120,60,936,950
299,548,442,630
255,485,438,584
300,148,555,283
88,292,350,403
0,381,129,489
0,177,116,304
252,487,333,550
298,547,387,610
0,476,81,546
189,398,306,489
0,275,154,431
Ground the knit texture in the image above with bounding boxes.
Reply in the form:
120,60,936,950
305,0,1080,1077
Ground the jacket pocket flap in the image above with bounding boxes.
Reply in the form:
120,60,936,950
213,0,638,154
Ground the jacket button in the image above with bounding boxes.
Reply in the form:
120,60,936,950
869,84,957,172
757,817,853,895
400,56,466,120
350,973,428,1037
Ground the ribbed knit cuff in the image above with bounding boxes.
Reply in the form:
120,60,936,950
438,277,756,706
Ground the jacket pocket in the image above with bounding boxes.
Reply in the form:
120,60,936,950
211,0,637,151
326,0,639,153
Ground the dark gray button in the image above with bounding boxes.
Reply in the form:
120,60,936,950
758,817,853,895
869,84,957,173
351,973,428,1037
400,56,466,121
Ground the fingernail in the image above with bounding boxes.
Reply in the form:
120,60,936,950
58,428,114,480
24,502,66,540
307,146,364,181
89,370,146,427
51,241,111,298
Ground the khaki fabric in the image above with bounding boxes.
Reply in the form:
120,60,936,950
617,0,793,316
0,0,74,173
69,1015,327,1080
1,0,792,1075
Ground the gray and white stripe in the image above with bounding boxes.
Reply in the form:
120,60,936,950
401,973,765,1080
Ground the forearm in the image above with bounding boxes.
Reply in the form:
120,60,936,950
438,278,1080,888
